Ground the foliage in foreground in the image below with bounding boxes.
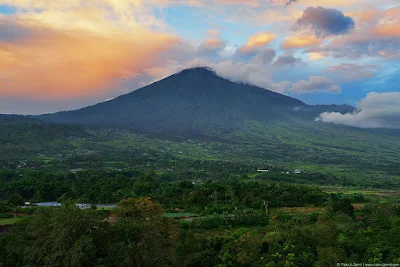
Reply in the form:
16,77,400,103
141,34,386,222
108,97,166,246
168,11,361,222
2,198,176,267
1,198,400,267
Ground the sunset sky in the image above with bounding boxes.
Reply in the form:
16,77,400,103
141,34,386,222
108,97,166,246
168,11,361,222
0,0,399,115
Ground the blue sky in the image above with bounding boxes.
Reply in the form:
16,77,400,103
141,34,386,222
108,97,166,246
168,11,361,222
0,4,17,15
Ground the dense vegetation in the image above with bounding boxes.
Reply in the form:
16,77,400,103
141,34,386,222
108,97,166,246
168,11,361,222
1,169,329,208
2,169,399,266
1,194,400,267
1,117,400,190
1,148,399,266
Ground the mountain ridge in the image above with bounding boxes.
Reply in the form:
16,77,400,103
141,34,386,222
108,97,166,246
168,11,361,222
38,67,356,137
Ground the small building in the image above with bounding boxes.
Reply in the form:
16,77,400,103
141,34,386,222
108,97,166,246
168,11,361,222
294,169,302,174
70,168,83,174
257,169,269,173
18,162,27,168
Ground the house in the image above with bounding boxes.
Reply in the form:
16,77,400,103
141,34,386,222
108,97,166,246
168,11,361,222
294,169,302,174
17,162,27,168
257,169,269,173
70,168,83,174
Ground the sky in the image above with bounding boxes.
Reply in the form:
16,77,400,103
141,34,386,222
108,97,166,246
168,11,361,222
0,0,399,127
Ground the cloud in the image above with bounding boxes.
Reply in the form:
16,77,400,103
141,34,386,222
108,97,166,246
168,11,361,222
0,19,38,42
299,0,384,8
330,63,377,81
0,18,179,100
309,33,400,59
206,29,221,37
237,32,278,55
285,0,298,7
292,7,355,37
281,35,322,49
198,39,226,54
307,52,325,60
143,58,292,94
273,54,303,67
317,92,400,129
211,61,291,93
252,48,277,65
289,76,341,94
197,29,226,55
372,23,400,38
304,6,400,59
245,32,278,47
3,0,167,33
0,0,190,103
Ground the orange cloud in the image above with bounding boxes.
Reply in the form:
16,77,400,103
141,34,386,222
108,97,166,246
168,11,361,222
383,6,400,21
0,19,179,100
282,35,321,49
0,0,182,100
208,0,261,6
246,32,278,47
308,52,325,60
345,8,381,26
200,39,225,49
372,23,400,37
301,0,371,7
370,6,400,37
238,32,277,54
207,29,221,37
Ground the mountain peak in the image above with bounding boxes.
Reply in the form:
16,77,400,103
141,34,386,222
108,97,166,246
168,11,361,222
177,67,217,76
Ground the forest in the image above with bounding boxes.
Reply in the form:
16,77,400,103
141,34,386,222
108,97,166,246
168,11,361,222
1,169,400,266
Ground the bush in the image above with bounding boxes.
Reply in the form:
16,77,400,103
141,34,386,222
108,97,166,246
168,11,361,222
329,199,354,217
0,213,13,219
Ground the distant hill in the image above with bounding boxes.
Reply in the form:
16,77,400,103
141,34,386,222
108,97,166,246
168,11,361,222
0,115,87,160
38,67,355,137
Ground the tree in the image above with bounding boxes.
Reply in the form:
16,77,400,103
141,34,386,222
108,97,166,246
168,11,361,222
7,194,24,207
329,198,354,217
315,247,346,267
7,194,24,217
6,205,110,267
112,198,177,267
112,197,164,220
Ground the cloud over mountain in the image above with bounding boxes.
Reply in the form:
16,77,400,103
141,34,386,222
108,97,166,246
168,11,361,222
289,76,341,94
198,30,226,56
273,54,303,67
317,92,400,129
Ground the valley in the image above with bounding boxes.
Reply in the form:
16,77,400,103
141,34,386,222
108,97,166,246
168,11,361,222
1,68,399,266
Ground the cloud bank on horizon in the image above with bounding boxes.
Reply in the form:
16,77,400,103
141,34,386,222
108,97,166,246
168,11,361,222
0,0,399,128
317,92,400,129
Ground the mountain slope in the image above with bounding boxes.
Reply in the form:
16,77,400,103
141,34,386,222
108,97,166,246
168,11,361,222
0,115,88,160
38,67,354,137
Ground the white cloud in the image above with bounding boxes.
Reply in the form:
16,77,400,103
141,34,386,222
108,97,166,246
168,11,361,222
197,29,226,56
144,58,291,94
251,48,277,66
317,92,400,129
289,76,341,94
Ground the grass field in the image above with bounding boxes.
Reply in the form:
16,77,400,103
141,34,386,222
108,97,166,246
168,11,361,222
272,207,326,215
0,216,28,226
321,186,400,202
164,212,199,218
